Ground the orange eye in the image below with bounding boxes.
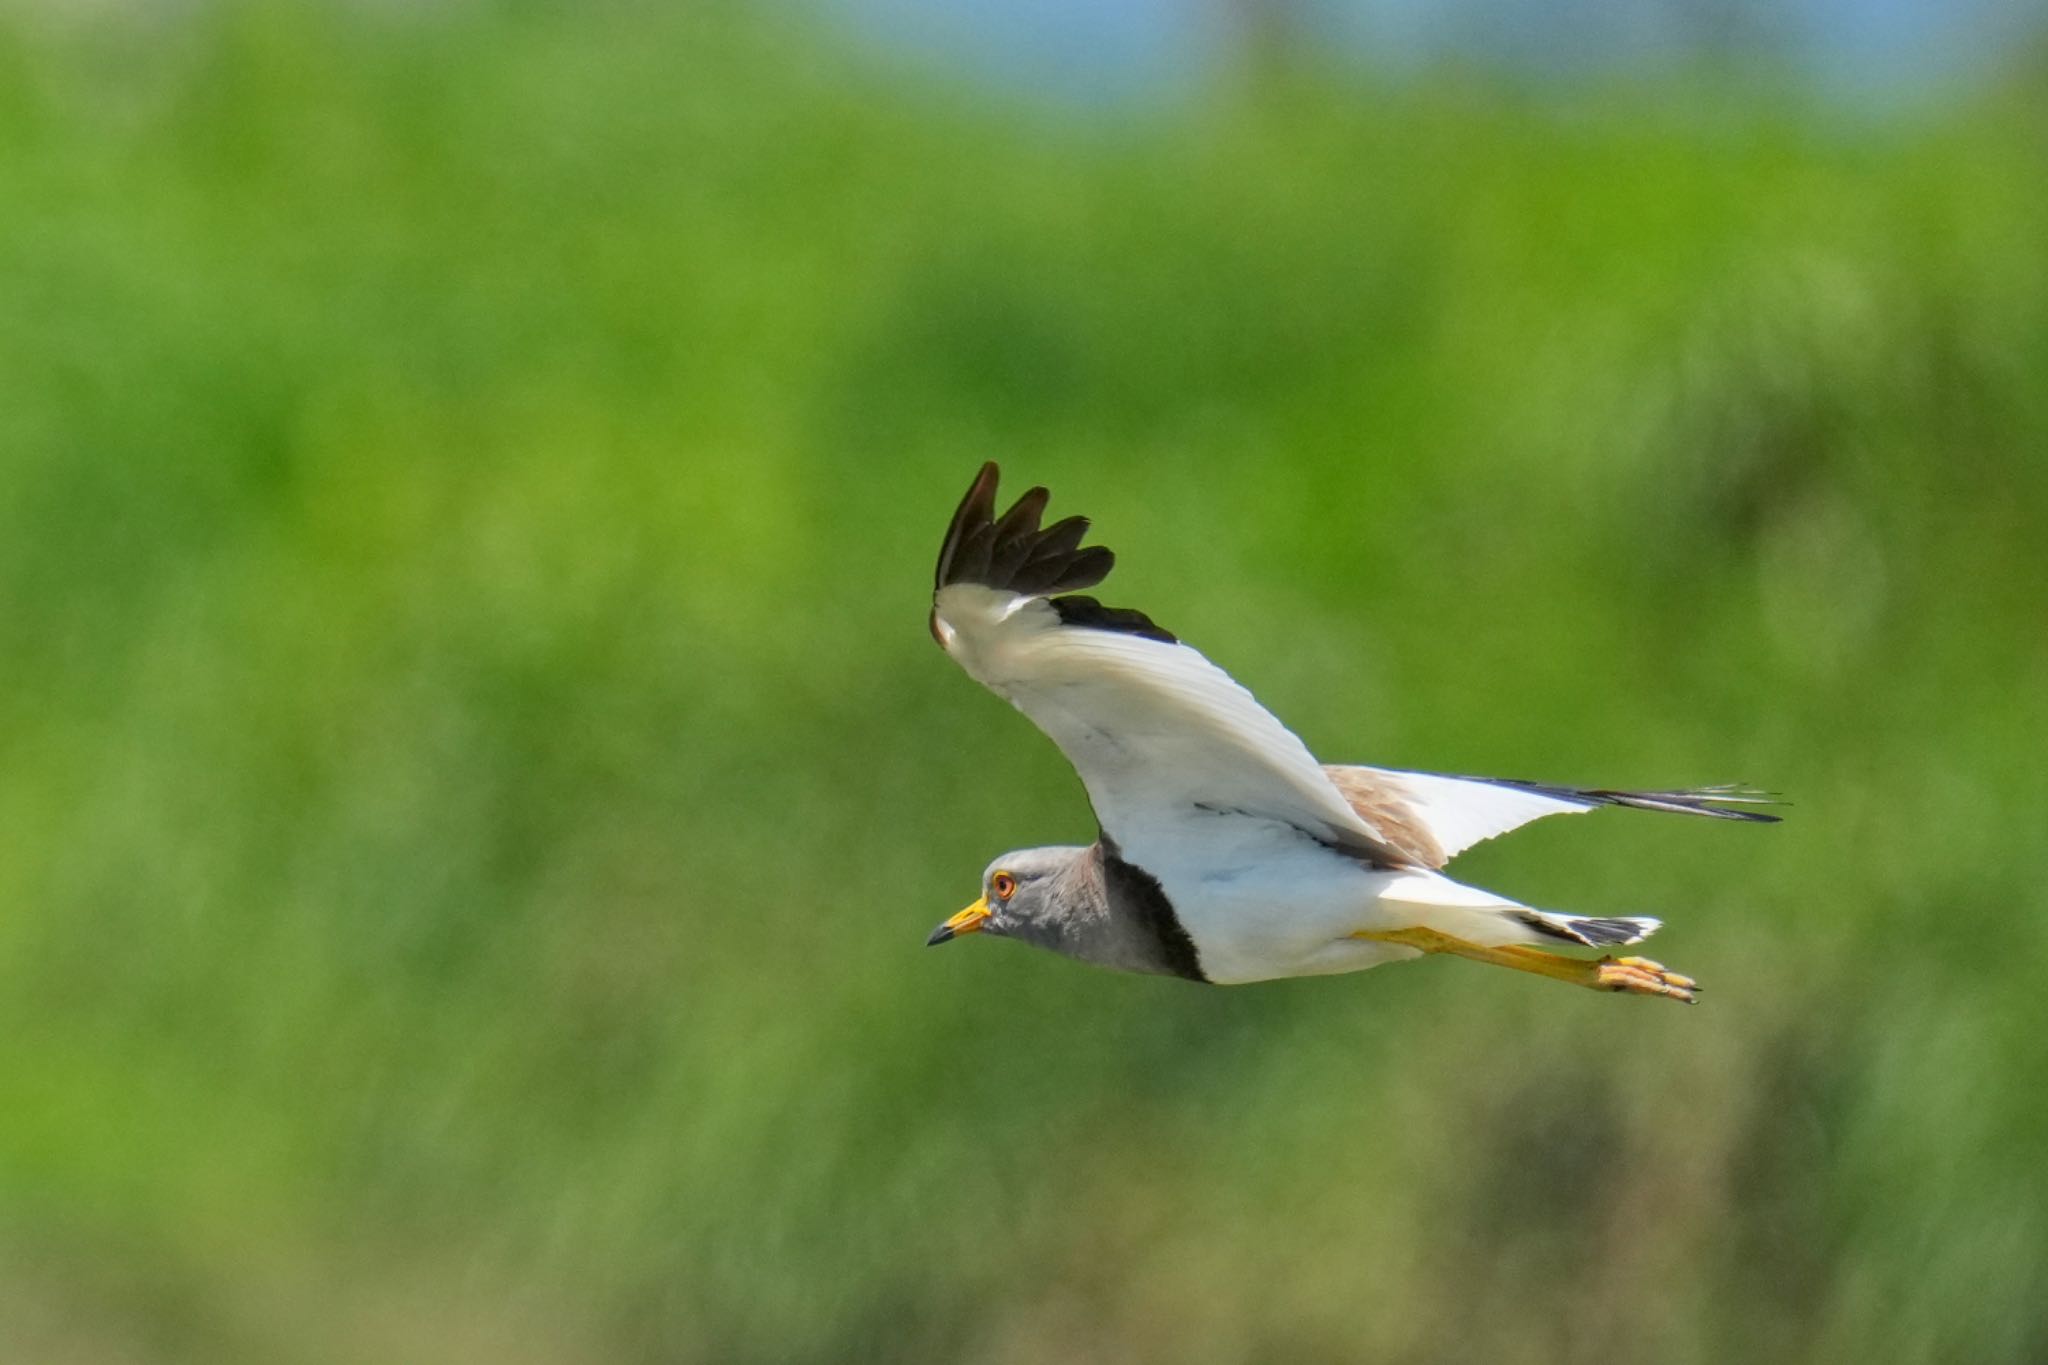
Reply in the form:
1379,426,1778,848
991,871,1017,901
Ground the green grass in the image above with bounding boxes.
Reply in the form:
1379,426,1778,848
2,4,2046,1361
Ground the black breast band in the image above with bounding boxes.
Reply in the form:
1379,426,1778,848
1100,836,1208,984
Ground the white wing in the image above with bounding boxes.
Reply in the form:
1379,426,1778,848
930,465,1414,868
1323,765,1781,869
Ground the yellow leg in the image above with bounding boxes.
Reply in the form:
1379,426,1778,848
1354,926,1699,1003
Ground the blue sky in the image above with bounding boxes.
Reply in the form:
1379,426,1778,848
820,0,2044,104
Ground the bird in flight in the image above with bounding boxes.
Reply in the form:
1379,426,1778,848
924,464,1777,1002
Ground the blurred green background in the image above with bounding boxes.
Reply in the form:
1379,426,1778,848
3,3,2047,1361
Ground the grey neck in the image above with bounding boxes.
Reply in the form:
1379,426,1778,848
1014,842,1208,982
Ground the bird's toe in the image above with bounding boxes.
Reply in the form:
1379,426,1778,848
1594,955,1700,1003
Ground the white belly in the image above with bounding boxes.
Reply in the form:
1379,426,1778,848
1117,818,1415,985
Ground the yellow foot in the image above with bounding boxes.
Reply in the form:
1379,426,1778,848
1594,955,1699,1003
1354,928,1702,1004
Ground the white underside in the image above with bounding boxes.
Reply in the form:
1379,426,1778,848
1120,818,1549,985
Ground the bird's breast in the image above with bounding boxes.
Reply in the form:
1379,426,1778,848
1114,816,1386,985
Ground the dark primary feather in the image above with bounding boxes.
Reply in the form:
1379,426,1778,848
1467,776,1784,823
933,461,999,590
932,461,1173,642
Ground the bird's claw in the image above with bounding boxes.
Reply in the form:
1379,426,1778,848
1595,954,1699,1003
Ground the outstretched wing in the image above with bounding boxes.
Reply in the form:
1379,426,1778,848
1322,765,1781,870
930,463,1415,868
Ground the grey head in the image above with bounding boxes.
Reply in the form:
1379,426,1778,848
925,843,1205,980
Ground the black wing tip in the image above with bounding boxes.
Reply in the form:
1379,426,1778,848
1589,786,1787,823
934,462,1002,591
938,462,1098,595
1480,776,1787,823
932,466,1173,641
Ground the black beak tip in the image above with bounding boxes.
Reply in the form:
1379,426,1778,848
925,924,956,947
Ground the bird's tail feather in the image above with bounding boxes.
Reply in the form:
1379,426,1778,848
1374,872,1662,949
1514,908,1661,948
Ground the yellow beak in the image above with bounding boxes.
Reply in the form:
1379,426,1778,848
926,896,991,946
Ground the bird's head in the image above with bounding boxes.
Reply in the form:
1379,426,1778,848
926,847,1081,947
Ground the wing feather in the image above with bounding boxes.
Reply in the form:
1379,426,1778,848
1324,765,1781,869
930,464,1413,869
